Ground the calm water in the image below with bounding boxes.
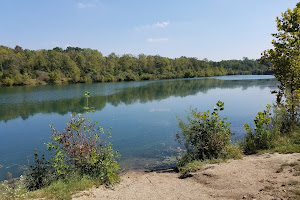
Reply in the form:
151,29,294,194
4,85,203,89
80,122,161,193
0,75,278,180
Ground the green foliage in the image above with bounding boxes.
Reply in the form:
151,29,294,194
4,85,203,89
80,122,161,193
242,105,274,154
242,104,300,155
28,175,95,200
269,128,300,154
22,92,120,195
24,150,55,191
250,3,300,156
0,45,270,87
178,160,204,178
49,71,61,84
47,114,120,184
2,77,13,86
219,144,243,160
176,101,236,166
261,3,300,124
177,144,242,178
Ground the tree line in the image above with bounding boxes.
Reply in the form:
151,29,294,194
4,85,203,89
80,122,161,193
0,45,271,86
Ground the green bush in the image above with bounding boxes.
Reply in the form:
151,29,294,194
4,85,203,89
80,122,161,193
176,101,234,166
24,150,55,191
47,114,120,184
241,104,274,154
241,103,300,155
24,92,120,193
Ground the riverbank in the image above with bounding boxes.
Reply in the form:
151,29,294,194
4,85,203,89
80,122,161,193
74,153,300,200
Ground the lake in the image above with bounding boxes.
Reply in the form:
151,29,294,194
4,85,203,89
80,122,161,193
0,75,278,180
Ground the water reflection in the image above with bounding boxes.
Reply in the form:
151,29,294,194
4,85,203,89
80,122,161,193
0,77,278,122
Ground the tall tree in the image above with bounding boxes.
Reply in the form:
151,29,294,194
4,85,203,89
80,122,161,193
262,2,300,123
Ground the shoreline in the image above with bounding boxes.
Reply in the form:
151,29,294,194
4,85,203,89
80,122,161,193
74,153,300,200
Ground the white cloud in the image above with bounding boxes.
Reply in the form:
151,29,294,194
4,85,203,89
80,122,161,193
154,21,169,28
136,21,170,31
65,44,72,48
77,1,97,9
147,38,169,43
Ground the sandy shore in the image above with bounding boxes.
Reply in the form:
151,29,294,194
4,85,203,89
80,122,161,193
73,153,300,200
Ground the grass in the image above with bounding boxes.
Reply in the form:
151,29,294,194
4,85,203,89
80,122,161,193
250,131,300,155
220,144,243,160
293,189,300,197
272,129,300,153
178,144,243,178
0,174,106,200
178,160,204,178
276,167,284,173
294,171,300,176
0,180,27,200
282,162,299,167
277,161,300,174
28,175,97,200
263,185,275,191
286,180,299,186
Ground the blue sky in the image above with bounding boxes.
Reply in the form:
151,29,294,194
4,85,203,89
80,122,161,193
0,0,299,61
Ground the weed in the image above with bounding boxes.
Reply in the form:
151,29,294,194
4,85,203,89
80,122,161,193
293,189,300,196
28,175,95,200
287,180,299,186
282,162,298,167
276,167,284,173
263,185,275,191
293,171,300,176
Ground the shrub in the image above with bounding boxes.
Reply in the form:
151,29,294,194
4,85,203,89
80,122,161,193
242,104,275,154
47,113,120,185
24,92,120,192
24,150,55,191
272,105,295,136
176,101,234,166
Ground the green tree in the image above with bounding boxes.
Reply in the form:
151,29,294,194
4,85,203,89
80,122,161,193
49,71,61,84
2,77,14,86
262,2,300,124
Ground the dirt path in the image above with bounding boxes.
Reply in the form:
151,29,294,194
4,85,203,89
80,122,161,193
73,153,300,200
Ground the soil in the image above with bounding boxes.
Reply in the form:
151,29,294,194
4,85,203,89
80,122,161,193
73,153,300,200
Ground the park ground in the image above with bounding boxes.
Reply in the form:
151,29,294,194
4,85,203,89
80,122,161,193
73,153,300,200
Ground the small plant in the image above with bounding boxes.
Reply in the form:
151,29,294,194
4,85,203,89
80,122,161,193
242,104,274,154
176,101,237,166
47,114,120,184
24,150,55,191
178,160,204,178
262,185,275,191
23,91,120,195
276,167,283,173
294,171,300,176
282,162,298,167
293,189,300,197
287,179,299,186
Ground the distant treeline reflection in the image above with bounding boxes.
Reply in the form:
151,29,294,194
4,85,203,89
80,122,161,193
0,78,278,122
